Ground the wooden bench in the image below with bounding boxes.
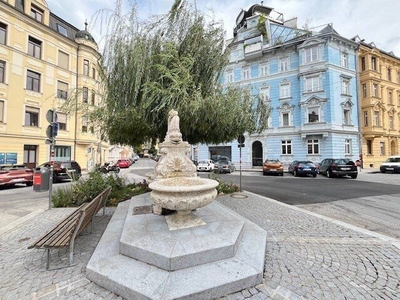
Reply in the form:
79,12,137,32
28,186,112,270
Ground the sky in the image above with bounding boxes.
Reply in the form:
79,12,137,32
45,0,400,57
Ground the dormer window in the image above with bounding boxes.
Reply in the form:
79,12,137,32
30,5,43,22
57,24,68,37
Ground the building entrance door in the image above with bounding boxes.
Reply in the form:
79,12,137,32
24,145,37,169
252,141,263,166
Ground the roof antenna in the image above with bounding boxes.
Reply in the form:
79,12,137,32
84,19,88,31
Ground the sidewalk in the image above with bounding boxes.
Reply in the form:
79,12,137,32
1,186,399,299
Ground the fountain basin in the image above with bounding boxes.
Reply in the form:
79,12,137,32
149,177,219,230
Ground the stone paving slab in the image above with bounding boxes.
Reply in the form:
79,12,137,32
1,191,400,299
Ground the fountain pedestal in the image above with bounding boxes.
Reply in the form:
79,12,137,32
87,193,267,299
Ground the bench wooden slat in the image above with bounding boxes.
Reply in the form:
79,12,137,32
28,204,87,249
28,187,112,270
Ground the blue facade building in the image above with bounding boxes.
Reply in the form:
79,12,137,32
195,4,360,169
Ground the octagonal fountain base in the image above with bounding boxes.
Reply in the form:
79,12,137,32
87,192,267,300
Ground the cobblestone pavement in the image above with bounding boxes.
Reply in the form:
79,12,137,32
1,186,399,299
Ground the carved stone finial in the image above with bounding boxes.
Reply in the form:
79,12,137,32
166,109,182,144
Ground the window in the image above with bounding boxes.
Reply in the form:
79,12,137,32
307,139,319,154
387,68,392,81
345,139,351,155
343,108,351,125
341,52,349,68
364,111,368,127
282,112,290,126
92,67,96,80
57,81,68,99
83,87,88,103
259,63,268,76
371,57,377,71
57,113,67,130
304,47,319,63
58,51,69,70
367,140,372,155
0,100,4,122
305,76,321,92
362,83,367,98
25,106,39,127
57,24,68,36
341,79,350,95
389,116,394,130
0,22,6,45
281,140,292,155
0,60,4,83
90,126,94,134
308,107,319,123
30,5,43,22
260,87,270,102
361,57,365,71
26,70,40,92
82,116,88,133
280,83,290,98
372,83,378,97
388,91,393,104
279,103,293,127
280,57,289,72
242,67,250,80
226,71,233,83
397,72,400,84
91,89,95,105
380,142,385,155
28,36,42,59
374,111,380,126
83,59,89,76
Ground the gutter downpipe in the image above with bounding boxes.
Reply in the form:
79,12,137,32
74,45,80,161
355,43,363,169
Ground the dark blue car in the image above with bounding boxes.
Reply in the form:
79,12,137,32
288,161,318,177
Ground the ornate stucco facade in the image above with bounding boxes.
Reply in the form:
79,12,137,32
0,0,108,170
354,37,400,168
197,4,360,169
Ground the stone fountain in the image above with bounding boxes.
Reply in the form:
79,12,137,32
149,109,218,230
86,110,267,299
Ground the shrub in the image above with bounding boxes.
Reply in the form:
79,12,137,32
208,173,239,195
52,171,150,208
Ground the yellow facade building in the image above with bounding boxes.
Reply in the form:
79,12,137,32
353,37,400,168
0,0,108,170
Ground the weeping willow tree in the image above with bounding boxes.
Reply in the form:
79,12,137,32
95,0,270,146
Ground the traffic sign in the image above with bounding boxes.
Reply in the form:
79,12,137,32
238,134,245,144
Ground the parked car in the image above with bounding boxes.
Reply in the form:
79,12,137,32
116,159,130,168
197,159,215,172
262,159,284,176
211,155,230,163
319,158,358,179
380,155,400,173
214,159,235,174
0,164,34,187
288,161,318,177
37,161,82,183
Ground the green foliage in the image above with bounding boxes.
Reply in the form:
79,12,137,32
256,15,268,38
93,0,270,146
52,171,150,208
208,173,239,194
